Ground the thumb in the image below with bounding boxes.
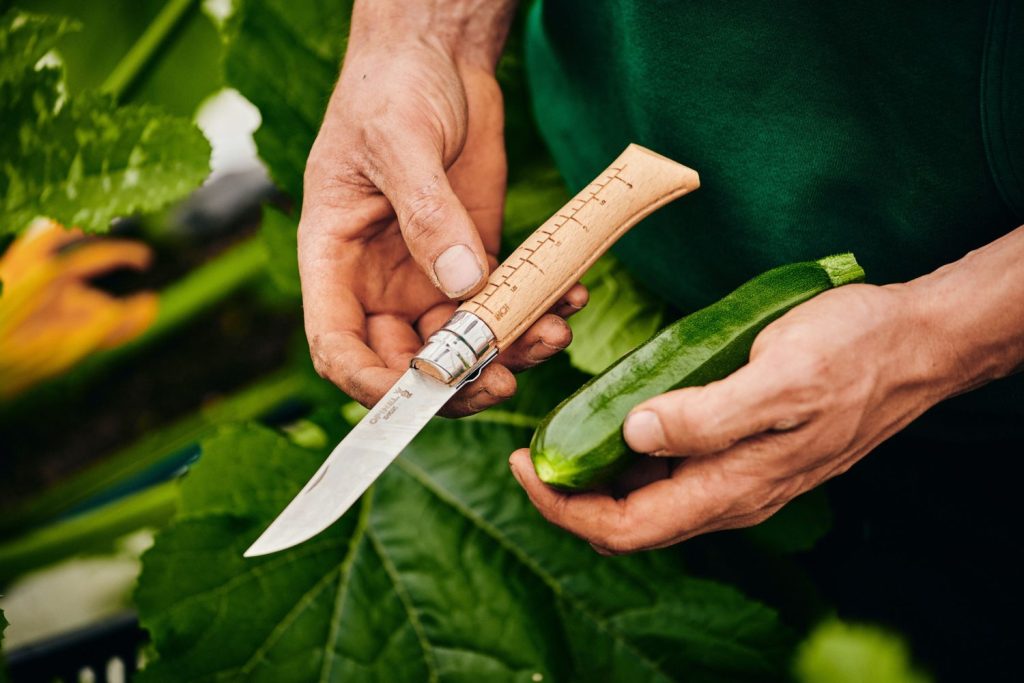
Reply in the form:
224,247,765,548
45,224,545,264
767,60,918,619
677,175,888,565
622,358,806,456
373,138,489,299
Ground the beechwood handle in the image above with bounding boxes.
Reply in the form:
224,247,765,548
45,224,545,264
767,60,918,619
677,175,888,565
458,144,700,349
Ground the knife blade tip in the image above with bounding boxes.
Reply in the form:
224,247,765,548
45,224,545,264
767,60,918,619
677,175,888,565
243,533,292,558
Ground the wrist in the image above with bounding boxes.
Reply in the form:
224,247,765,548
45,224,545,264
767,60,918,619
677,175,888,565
880,281,967,404
349,0,517,70
898,242,1023,400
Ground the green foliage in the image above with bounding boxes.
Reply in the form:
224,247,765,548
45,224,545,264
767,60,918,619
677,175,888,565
224,0,352,201
260,205,301,297
0,9,77,80
0,7,210,234
567,255,665,375
502,166,571,249
1,82,211,233
795,620,930,683
745,489,832,554
19,0,222,115
138,411,795,682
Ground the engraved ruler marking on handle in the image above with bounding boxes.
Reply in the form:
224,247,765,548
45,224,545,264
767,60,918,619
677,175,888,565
459,144,700,349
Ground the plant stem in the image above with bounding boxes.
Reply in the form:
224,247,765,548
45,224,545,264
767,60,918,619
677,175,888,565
100,0,200,103
0,481,179,587
58,236,267,387
0,367,313,538
136,236,267,350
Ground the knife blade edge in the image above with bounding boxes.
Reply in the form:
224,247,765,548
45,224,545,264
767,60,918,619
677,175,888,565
243,368,458,557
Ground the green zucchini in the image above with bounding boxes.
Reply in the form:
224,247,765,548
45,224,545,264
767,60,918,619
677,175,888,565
530,253,865,490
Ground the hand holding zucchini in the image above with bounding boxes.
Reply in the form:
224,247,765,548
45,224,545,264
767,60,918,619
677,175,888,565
530,254,865,490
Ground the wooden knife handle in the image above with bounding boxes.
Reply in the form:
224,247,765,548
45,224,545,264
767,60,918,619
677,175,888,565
459,144,699,349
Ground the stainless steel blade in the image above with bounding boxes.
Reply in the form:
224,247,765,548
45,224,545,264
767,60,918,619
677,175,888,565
244,369,457,557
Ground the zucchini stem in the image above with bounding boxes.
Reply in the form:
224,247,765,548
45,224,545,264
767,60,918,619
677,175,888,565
816,253,866,287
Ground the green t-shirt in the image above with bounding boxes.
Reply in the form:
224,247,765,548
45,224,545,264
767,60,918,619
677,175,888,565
526,0,1024,440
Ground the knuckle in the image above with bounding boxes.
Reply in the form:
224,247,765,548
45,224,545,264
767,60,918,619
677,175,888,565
360,116,396,155
439,392,475,418
751,320,799,355
750,324,783,355
309,339,335,382
464,390,497,415
304,128,364,187
360,116,419,177
302,167,370,223
347,368,384,408
303,140,334,185
596,531,637,555
794,380,830,416
402,190,449,243
302,133,333,181
802,350,831,379
296,212,326,249
544,493,568,517
593,506,642,554
739,434,777,459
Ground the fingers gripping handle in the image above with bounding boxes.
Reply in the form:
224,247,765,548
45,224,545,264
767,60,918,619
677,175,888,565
412,144,700,385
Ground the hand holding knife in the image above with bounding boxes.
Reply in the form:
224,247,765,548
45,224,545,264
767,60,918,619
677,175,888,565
246,144,699,557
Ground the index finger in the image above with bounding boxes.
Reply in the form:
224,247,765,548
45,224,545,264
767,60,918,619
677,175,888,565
509,449,725,554
306,303,403,407
298,225,402,407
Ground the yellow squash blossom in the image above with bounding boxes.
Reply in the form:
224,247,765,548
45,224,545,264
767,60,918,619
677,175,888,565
0,219,159,400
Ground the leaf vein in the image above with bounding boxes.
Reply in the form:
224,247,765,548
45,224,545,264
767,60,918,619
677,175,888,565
317,491,373,682
394,457,673,682
366,524,439,683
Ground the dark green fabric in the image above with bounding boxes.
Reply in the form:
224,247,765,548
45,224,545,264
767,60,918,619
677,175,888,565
525,0,1024,439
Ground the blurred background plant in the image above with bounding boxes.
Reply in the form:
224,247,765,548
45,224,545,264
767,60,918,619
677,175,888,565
0,1,930,681
0,220,158,399
795,620,931,683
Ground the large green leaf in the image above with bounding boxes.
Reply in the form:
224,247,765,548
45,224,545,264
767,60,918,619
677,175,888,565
566,255,666,375
223,0,351,201
502,166,571,251
137,409,794,681
0,9,78,82
260,204,301,297
0,8,211,234
1,82,212,234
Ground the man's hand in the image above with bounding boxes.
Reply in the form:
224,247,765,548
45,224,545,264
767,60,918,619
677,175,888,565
299,0,583,416
510,227,1024,553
